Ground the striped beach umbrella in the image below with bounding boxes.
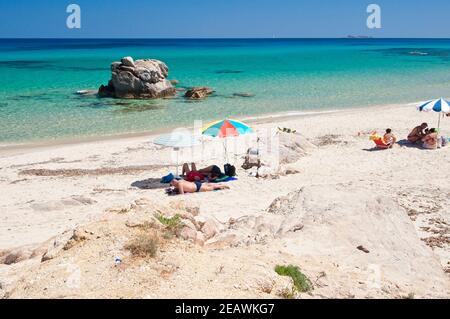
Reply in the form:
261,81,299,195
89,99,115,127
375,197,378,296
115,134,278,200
202,119,254,138
202,119,254,162
417,98,450,130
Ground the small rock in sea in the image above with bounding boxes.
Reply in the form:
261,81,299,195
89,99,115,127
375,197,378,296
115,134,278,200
0,102,8,108
75,90,97,96
233,92,255,98
184,87,214,100
170,79,180,85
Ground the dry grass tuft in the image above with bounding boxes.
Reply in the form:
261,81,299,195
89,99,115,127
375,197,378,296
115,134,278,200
125,232,160,258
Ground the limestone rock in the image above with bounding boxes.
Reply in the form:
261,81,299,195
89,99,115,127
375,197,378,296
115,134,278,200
98,57,176,99
121,56,135,67
201,219,219,240
195,232,205,246
183,219,198,231
41,230,74,262
205,234,237,249
184,87,214,100
180,226,197,242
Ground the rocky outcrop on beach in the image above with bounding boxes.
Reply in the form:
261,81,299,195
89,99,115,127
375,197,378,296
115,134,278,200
98,57,176,99
184,87,214,100
2,186,449,299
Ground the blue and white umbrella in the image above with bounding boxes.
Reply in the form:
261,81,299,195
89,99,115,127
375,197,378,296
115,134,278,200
418,98,450,113
417,98,450,130
153,131,201,176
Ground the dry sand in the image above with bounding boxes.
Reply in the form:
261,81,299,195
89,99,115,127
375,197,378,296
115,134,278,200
0,103,449,298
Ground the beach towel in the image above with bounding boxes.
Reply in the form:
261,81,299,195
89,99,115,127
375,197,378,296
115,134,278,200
369,134,390,149
212,175,237,183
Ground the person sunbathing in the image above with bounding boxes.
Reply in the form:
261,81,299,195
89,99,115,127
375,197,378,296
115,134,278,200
182,163,223,182
170,179,229,194
383,128,397,148
408,123,428,143
422,128,438,150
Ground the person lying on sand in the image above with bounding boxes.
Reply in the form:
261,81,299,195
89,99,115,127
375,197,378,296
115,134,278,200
408,122,428,143
383,128,397,148
170,179,229,194
182,163,223,182
422,128,439,150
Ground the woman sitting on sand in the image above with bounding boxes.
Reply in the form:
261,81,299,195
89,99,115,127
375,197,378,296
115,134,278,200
422,128,439,150
182,163,223,182
383,128,397,148
170,179,229,195
408,123,428,143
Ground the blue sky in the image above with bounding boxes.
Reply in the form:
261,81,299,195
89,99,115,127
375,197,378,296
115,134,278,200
1,0,449,38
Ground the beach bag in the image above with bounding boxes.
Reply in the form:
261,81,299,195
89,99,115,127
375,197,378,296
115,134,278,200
242,147,260,170
224,163,236,176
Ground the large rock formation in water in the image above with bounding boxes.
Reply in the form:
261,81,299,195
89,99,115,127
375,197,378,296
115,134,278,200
98,57,176,99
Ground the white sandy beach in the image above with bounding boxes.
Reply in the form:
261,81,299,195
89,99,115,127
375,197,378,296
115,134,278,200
0,103,449,298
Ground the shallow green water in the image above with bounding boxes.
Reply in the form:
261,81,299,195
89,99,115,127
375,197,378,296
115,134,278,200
1,39,450,143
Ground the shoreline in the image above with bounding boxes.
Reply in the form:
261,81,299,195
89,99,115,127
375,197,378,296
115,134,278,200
1,100,449,298
0,101,421,156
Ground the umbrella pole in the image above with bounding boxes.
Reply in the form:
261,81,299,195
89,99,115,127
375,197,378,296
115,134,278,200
223,139,228,163
175,147,179,177
438,113,441,131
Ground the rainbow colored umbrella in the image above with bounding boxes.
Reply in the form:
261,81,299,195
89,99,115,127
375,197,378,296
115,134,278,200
202,119,254,138
202,119,254,162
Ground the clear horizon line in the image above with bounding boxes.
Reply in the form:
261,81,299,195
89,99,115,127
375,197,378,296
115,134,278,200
1,36,450,40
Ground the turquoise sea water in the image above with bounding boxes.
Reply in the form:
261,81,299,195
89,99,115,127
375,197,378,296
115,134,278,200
1,39,450,143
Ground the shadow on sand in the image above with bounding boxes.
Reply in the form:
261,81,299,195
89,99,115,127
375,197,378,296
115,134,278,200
363,139,423,152
131,178,167,190
397,139,423,149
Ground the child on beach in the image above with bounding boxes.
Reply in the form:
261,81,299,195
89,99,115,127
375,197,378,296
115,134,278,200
383,128,397,148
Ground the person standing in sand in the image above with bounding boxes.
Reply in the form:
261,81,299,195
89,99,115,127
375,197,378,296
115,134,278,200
170,179,230,194
408,123,428,143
